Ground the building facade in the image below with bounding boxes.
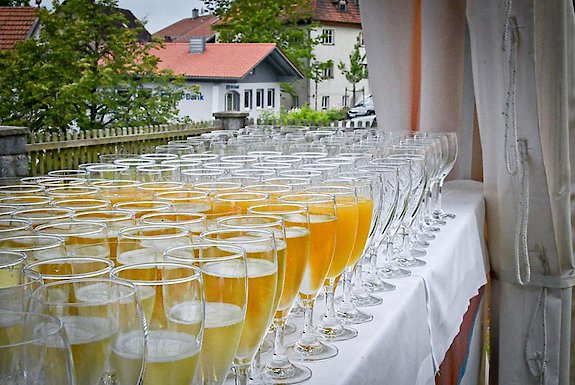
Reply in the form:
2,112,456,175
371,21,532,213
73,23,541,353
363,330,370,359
151,42,303,121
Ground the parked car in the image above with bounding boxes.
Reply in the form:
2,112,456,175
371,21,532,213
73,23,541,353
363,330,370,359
347,96,375,118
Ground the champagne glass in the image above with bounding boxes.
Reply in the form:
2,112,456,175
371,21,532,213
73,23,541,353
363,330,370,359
113,200,173,219
213,192,268,214
140,153,179,163
165,243,248,385
200,229,278,385
140,212,207,241
0,195,53,209
432,132,458,220
137,182,186,199
0,218,33,237
117,224,192,266
203,202,242,230
39,177,87,189
136,164,178,182
86,164,130,181
194,182,242,197
0,235,65,262
243,184,292,201
72,210,136,264
0,312,76,385
45,186,101,201
12,207,73,228
52,198,111,212
90,180,141,206
111,262,204,385
0,250,28,271
181,153,219,163
35,222,109,259
155,190,211,213
29,278,147,385
0,268,42,312
0,205,16,218
203,162,243,175
247,204,313,383
252,162,293,173
47,169,83,179
114,158,156,180
279,193,338,361
304,185,362,338
263,177,312,191
181,168,225,184
25,256,114,284
0,184,45,196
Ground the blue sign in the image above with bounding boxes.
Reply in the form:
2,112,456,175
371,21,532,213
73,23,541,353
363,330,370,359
183,92,205,101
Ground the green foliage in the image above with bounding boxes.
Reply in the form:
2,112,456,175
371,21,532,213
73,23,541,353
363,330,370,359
338,33,368,105
0,0,185,132
204,0,320,77
263,106,346,123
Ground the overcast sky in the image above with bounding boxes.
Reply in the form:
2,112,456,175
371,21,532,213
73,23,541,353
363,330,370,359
116,0,207,34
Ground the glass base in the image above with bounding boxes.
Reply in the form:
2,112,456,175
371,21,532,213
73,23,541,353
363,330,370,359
260,339,273,354
287,340,338,362
362,275,396,293
401,247,426,258
378,265,412,279
263,362,312,384
284,322,297,335
316,322,358,341
335,292,383,307
289,303,304,318
336,308,373,325
398,257,426,268
413,239,430,249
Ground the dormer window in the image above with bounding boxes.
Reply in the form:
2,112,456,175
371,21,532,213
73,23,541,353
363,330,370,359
338,0,347,12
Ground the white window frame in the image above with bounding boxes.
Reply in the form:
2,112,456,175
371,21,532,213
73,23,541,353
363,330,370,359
321,29,334,45
342,95,349,107
256,89,265,109
322,62,334,79
225,91,240,111
321,95,330,110
293,95,299,108
267,88,275,108
244,89,253,109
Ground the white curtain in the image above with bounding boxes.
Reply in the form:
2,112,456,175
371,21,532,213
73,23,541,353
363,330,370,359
360,0,575,384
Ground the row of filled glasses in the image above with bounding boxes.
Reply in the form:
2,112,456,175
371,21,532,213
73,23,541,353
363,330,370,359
0,127,458,385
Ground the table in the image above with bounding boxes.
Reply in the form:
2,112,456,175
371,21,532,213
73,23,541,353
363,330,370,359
281,180,489,385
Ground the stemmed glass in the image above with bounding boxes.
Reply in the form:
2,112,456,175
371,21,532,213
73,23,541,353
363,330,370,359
165,243,248,385
0,312,77,385
35,222,109,259
247,204,313,384
0,234,66,262
113,200,173,219
303,185,361,339
0,218,33,237
279,193,338,361
29,278,147,385
200,229,278,385
431,133,458,220
25,256,114,284
53,198,111,212
214,192,269,214
11,207,74,228
111,263,204,385
155,190,211,213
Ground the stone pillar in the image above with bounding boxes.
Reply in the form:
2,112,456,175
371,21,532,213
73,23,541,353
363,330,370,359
212,111,249,130
0,126,30,179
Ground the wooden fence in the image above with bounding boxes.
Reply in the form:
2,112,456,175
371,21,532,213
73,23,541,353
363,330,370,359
26,122,220,176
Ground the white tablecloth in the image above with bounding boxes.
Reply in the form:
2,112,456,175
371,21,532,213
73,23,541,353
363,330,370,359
282,180,489,385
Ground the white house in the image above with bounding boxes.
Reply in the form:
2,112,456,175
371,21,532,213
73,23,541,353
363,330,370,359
150,41,303,121
307,0,370,110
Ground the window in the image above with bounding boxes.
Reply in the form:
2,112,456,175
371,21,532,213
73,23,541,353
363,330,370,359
293,95,299,108
321,29,334,45
322,62,334,79
256,89,264,108
225,91,240,111
244,89,253,109
342,95,350,107
359,31,365,46
321,96,330,110
267,88,275,108
338,0,347,12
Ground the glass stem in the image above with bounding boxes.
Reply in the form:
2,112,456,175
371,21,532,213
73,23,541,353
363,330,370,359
322,280,338,327
299,299,317,346
368,245,379,277
434,178,445,216
339,268,355,313
234,364,250,385
269,318,289,368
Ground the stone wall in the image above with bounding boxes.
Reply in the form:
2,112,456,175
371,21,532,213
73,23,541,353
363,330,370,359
0,126,29,179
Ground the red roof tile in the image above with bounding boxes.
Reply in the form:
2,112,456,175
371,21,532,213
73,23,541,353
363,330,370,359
313,0,361,25
0,7,38,50
153,15,218,43
150,42,277,79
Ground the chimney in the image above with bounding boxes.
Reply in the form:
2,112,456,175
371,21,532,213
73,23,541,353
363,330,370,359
189,36,206,54
191,8,199,19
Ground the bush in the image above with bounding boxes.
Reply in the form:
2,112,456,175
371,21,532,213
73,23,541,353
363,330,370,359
262,106,347,124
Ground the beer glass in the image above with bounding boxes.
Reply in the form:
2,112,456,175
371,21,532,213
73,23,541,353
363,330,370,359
0,312,76,385
200,229,278,385
279,193,338,361
29,278,147,385
111,262,204,385
165,243,248,385
247,204,312,383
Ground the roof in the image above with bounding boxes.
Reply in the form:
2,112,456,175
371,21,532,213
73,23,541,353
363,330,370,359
0,6,38,50
116,8,152,42
153,14,218,43
313,0,361,25
150,42,303,80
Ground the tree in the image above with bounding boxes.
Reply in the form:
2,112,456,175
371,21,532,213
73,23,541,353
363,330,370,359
0,0,29,6
310,60,333,110
0,0,185,132
204,0,319,75
338,33,368,107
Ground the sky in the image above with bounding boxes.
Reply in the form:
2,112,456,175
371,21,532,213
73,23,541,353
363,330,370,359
116,0,208,34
